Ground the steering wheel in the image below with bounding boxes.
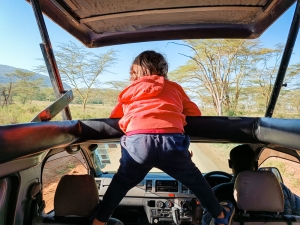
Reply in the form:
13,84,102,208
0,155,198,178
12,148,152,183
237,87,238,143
204,171,233,179
203,171,233,187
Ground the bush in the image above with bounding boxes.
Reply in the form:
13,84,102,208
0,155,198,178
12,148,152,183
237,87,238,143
27,105,40,114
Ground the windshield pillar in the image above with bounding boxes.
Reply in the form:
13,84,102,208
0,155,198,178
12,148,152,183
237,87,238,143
265,0,300,117
30,0,72,120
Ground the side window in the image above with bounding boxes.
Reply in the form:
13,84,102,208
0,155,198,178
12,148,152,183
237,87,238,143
260,157,300,196
42,152,88,213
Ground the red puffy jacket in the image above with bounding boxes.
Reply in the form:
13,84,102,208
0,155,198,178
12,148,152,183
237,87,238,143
110,75,201,133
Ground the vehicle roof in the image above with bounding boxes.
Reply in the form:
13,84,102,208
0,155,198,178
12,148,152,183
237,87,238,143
26,0,296,48
6,0,297,170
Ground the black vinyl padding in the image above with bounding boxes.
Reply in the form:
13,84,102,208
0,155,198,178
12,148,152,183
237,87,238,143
0,120,80,163
0,116,300,163
256,118,300,151
185,116,257,142
80,119,123,140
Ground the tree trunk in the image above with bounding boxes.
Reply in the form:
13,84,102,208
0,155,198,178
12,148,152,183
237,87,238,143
216,99,223,116
83,97,88,112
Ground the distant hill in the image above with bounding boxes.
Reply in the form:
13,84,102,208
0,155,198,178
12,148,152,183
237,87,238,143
0,64,71,89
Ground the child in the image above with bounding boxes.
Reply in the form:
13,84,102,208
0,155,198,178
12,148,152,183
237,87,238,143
92,50,234,225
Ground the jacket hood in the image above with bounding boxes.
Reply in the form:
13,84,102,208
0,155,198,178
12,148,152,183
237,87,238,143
118,75,164,103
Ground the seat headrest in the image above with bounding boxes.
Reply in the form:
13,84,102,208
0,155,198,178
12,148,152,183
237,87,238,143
234,170,284,212
54,174,99,217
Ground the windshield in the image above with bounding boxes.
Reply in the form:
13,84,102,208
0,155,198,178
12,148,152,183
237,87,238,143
93,142,236,174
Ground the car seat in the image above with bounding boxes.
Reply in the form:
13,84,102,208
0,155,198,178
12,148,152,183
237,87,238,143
32,174,123,225
0,178,11,225
232,170,300,225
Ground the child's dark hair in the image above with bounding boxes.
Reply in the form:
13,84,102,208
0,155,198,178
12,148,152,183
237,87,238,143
130,50,168,81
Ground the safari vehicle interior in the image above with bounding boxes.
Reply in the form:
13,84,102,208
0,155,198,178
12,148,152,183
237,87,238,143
1,0,300,225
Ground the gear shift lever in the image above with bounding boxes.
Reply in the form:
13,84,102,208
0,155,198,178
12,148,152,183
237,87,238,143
172,207,180,225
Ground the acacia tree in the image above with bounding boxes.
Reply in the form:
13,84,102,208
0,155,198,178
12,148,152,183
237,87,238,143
289,90,300,113
104,80,128,92
5,69,43,104
36,41,118,111
170,39,266,115
250,48,300,111
1,73,14,107
277,62,300,115
169,39,299,116
102,80,129,105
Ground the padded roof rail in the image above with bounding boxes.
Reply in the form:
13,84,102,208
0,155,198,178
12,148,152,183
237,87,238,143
0,120,80,163
1,117,300,164
256,117,300,151
80,117,300,150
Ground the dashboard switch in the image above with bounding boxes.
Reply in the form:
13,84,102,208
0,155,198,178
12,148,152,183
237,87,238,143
151,209,156,215
156,201,164,208
164,201,173,208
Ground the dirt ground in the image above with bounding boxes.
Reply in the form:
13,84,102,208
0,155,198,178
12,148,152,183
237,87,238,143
43,155,88,213
274,158,300,196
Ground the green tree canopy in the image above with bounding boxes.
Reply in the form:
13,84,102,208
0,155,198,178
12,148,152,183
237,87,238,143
5,69,43,105
169,40,300,116
36,41,118,111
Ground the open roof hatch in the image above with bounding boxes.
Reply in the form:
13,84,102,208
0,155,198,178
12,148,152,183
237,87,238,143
26,0,296,48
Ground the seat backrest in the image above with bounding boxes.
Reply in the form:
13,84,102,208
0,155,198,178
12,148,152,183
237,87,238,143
32,174,123,225
234,170,284,213
54,174,99,217
0,178,11,225
232,170,300,225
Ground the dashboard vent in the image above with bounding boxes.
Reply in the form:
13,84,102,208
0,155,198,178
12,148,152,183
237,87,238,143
95,180,101,190
146,180,152,192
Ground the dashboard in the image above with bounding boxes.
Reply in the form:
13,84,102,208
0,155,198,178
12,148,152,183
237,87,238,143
95,172,232,225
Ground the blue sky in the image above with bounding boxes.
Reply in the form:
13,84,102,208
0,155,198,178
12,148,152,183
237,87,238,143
0,1,299,83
